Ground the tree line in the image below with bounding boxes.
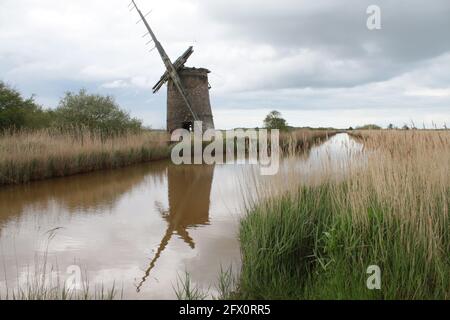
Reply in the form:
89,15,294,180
0,82,142,136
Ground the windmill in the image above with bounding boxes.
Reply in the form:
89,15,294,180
136,164,214,292
129,0,215,133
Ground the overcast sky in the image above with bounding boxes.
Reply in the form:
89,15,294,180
1,0,450,129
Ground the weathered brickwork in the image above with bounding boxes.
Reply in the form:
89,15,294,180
167,67,215,132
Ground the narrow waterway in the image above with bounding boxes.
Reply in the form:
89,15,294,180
0,133,363,299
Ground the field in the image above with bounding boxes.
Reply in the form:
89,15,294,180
0,129,170,185
238,130,450,299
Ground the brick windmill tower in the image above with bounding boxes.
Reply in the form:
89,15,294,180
130,0,215,133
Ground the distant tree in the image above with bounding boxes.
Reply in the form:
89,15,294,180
348,127,354,131
55,89,142,136
356,124,382,130
387,123,395,130
264,110,288,130
402,124,410,130
0,82,50,130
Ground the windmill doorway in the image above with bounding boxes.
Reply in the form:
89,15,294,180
182,121,194,132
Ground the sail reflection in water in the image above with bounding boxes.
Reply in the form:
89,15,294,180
0,160,241,299
138,164,215,291
0,134,362,299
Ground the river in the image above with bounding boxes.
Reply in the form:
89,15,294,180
0,133,363,299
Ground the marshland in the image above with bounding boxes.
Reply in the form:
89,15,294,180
238,130,449,300
0,83,449,300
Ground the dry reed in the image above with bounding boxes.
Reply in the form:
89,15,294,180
239,130,449,299
0,129,170,185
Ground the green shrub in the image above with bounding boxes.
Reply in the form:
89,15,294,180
0,82,51,130
54,89,142,136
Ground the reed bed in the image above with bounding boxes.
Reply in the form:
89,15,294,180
0,129,170,185
239,130,450,300
279,129,338,154
0,128,334,185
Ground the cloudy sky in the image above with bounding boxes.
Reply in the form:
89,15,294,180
1,0,450,129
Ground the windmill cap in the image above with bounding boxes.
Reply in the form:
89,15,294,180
180,67,211,74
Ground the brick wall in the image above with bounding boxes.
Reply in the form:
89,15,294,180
167,67,215,132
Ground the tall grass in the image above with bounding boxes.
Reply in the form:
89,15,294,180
239,130,450,300
0,128,170,185
0,128,333,185
1,241,122,300
279,129,338,154
174,266,238,300
1,269,121,301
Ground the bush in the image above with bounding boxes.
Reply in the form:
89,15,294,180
0,82,51,130
54,89,142,136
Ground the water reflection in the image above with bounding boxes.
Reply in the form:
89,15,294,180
138,164,215,291
0,161,167,228
0,134,363,299
0,158,230,299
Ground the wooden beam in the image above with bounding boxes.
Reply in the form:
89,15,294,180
132,0,199,121
152,46,194,93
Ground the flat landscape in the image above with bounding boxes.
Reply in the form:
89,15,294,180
1,0,449,307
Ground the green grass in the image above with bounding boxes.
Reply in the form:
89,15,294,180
238,183,449,300
174,266,238,300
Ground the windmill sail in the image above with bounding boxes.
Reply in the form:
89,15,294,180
131,0,199,121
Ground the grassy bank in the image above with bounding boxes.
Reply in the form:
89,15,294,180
0,128,335,186
279,129,339,153
238,130,450,299
0,129,170,185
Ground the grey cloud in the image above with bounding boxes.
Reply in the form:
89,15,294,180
200,0,450,90
204,0,450,60
0,0,449,128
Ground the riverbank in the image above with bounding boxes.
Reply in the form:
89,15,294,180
279,129,339,153
238,130,450,299
0,128,339,300
0,129,171,185
0,128,336,186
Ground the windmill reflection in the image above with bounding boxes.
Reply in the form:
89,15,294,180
137,164,215,292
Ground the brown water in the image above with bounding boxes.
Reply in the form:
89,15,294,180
0,134,363,299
